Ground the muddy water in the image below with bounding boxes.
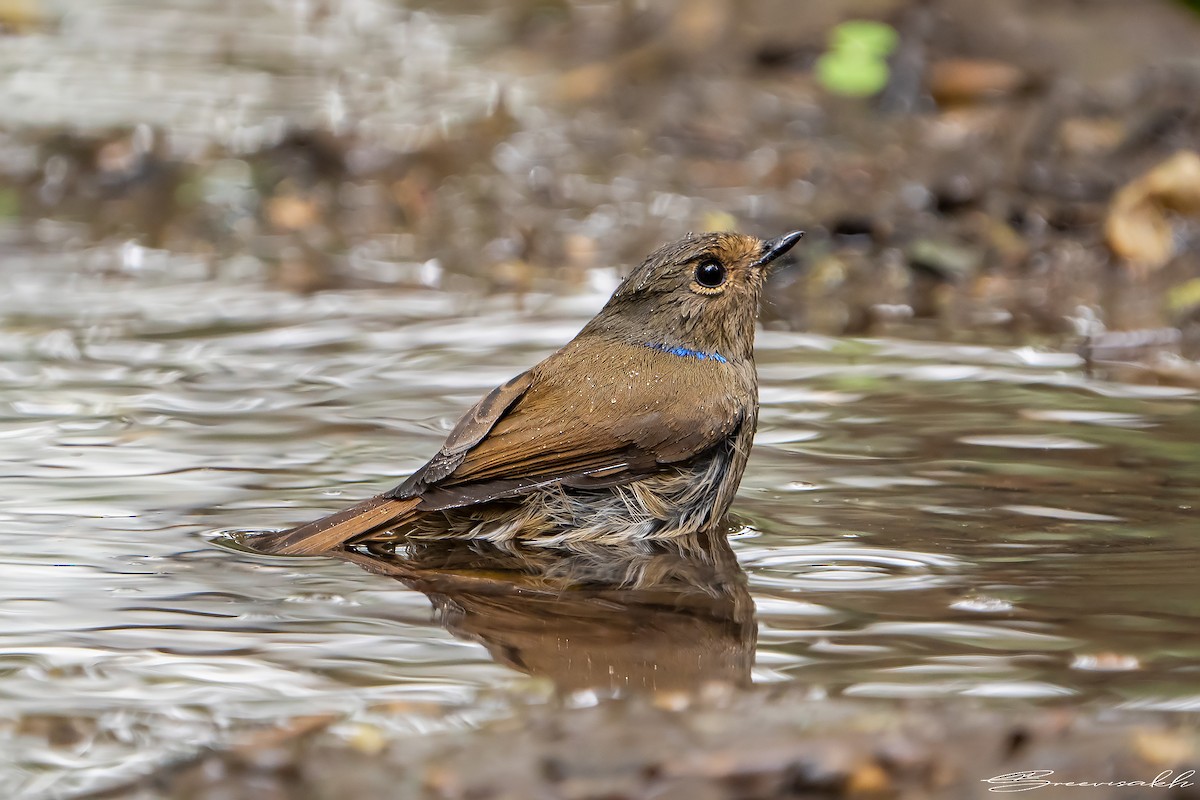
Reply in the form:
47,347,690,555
1,249,1198,797
2,1,1200,797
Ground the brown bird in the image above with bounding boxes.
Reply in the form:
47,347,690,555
256,230,803,556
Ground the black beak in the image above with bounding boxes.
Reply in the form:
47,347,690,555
751,230,805,269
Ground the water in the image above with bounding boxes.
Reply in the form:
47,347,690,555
2,1,1200,796
1,246,1198,797
0,0,500,154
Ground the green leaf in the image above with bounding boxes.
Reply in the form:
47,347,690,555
816,51,890,97
816,20,898,97
830,20,898,58
0,187,18,218
1168,278,1200,313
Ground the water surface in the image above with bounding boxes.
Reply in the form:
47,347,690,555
2,249,1198,797
2,2,1200,796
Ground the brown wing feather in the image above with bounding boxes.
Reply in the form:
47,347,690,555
400,339,750,510
390,371,534,495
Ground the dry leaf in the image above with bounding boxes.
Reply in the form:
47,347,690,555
1131,728,1196,768
0,0,47,32
929,59,1027,105
267,194,321,232
1105,150,1200,272
846,759,892,794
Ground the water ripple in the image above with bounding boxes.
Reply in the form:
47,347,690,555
1,212,1198,794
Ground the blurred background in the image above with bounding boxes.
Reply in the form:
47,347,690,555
3,2,1200,797
1,0,1199,370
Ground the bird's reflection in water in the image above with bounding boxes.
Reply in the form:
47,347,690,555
334,525,756,693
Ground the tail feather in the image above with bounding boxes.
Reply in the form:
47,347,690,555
256,495,421,556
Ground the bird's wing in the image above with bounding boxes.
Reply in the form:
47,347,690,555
256,371,537,557
400,370,536,487
260,341,747,556
389,340,748,510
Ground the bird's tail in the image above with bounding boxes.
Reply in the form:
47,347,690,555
254,495,421,556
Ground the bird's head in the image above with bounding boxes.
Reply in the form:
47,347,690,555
586,230,804,362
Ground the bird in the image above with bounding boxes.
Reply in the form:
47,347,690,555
255,229,804,556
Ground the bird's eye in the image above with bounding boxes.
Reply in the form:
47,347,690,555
693,259,727,290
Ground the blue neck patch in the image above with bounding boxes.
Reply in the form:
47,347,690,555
645,342,728,363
